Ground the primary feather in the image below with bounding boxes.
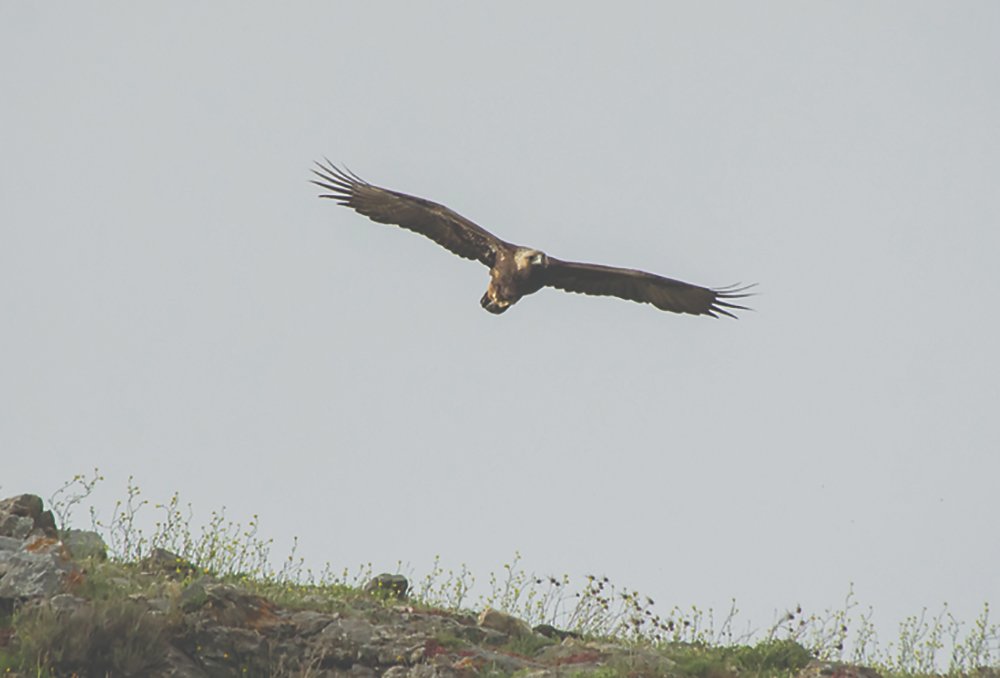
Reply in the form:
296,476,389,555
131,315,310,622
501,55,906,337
311,160,504,266
542,259,752,318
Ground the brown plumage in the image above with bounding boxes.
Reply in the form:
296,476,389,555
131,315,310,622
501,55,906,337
311,160,753,318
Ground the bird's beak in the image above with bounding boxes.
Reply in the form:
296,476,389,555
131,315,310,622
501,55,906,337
480,292,509,314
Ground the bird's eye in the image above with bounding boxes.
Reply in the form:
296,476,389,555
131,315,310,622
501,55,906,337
532,253,545,265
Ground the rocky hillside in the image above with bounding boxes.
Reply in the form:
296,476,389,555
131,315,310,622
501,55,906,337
1,493,882,678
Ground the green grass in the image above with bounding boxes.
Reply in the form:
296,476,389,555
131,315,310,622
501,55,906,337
2,469,992,677
499,631,557,657
18,597,171,676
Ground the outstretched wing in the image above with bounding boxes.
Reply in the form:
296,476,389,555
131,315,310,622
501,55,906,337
542,258,753,318
311,160,508,267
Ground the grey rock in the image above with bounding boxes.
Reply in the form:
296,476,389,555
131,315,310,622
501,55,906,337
180,579,277,632
477,607,534,638
288,609,338,636
148,645,210,678
384,665,454,678
144,595,174,614
348,664,378,678
197,623,266,658
144,547,198,578
798,660,883,678
0,515,34,540
0,537,76,599
451,622,504,645
535,638,607,664
61,528,108,560
313,616,378,665
534,623,582,640
364,573,409,599
179,577,212,612
422,666,461,678
451,646,541,674
618,645,678,674
0,494,57,539
320,616,376,646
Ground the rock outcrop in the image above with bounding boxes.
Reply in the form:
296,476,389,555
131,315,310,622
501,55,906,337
0,495,79,602
0,494,885,678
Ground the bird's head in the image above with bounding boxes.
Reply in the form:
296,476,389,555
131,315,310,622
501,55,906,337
514,248,548,270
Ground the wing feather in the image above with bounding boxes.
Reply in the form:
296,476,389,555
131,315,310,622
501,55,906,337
311,160,506,266
542,259,753,318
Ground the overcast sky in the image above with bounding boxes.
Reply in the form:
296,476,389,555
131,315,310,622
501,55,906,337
2,2,998,644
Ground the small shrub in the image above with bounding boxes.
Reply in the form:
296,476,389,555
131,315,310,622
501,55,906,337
500,632,556,658
728,639,813,673
14,597,171,676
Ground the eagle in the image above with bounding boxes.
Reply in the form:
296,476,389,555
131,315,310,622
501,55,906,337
311,160,752,318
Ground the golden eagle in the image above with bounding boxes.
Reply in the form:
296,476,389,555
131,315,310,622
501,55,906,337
311,161,753,318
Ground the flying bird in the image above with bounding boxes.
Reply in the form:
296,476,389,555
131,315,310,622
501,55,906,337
311,160,753,318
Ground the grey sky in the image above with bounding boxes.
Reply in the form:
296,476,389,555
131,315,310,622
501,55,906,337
2,2,998,639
